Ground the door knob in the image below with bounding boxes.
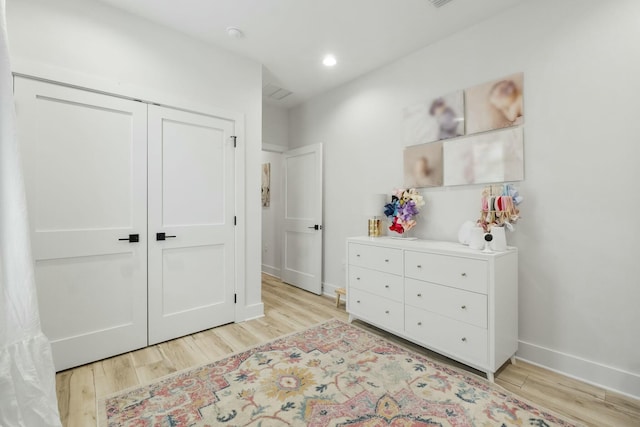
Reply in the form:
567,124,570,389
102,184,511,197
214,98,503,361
307,225,323,230
118,234,139,243
156,232,176,241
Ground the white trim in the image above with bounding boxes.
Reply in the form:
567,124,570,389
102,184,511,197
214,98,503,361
242,303,265,321
262,143,287,153
11,60,245,123
233,115,248,323
518,339,640,399
261,265,281,278
322,281,341,298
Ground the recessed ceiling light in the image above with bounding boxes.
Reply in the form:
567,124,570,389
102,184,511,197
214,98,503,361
322,55,337,67
226,27,244,39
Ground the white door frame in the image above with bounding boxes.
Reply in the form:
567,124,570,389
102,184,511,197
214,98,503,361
12,71,248,322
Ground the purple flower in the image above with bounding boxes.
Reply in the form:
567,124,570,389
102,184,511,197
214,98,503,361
399,200,419,222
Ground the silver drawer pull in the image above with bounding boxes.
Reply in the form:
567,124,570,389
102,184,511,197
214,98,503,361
385,285,390,289
461,337,467,342
385,310,390,314
417,265,422,269
417,322,422,326
461,272,467,277
461,305,467,310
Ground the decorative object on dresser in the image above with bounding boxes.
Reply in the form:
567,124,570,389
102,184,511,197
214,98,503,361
346,236,518,381
383,188,424,238
365,193,387,237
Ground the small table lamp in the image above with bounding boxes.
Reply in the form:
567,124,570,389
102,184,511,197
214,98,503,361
365,194,387,237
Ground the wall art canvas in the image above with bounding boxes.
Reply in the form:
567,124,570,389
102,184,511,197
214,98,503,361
403,91,464,146
466,73,524,134
443,127,524,186
404,141,444,188
261,163,271,207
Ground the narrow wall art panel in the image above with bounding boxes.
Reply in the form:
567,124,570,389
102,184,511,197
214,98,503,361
403,90,464,146
443,127,524,186
466,73,524,134
261,163,271,207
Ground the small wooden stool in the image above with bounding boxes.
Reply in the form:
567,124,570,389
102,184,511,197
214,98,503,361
335,288,346,308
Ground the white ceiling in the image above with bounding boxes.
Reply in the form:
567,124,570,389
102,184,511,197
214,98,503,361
97,0,525,108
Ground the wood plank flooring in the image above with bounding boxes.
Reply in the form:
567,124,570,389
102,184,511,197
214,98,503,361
56,274,640,426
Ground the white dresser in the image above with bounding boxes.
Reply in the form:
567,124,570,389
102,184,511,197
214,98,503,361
346,236,518,381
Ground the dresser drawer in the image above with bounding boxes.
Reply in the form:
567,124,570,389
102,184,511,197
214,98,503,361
405,251,488,294
349,243,402,275
349,266,403,302
405,306,488,366
405,279,487,328
348,288,404,331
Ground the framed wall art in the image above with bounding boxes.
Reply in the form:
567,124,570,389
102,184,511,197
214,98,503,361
261,163,271,207
403,90,464,146
443,127,524,186
466,73,524,134
403,141,444,188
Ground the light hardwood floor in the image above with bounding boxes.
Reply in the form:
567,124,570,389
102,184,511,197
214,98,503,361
56,274,640,426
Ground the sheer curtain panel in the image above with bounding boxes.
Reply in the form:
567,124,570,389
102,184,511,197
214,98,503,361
0,0,61,425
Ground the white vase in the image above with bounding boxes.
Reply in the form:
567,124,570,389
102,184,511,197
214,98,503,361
490,227,507,252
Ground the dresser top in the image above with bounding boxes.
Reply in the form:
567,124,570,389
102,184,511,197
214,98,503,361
348,236,516,259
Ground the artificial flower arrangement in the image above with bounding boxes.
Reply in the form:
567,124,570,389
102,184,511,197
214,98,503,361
384,188,425,235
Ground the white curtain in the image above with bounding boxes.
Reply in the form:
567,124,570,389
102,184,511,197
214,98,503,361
0,1,62,425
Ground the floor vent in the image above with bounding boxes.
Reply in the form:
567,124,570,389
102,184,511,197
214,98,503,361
263,83,293,101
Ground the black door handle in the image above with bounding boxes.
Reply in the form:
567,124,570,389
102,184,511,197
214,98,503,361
156,232,177,241
118,234,139,243
307,225,323,230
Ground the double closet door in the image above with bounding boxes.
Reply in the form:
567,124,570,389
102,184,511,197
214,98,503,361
15,77,236,371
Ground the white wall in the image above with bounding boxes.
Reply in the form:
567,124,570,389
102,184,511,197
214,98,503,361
263,102,290,150
261,103,288,277
289,0,640,397
261,151,283,277
7,0,264,319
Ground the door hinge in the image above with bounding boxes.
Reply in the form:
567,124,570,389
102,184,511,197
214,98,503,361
231,136,237,147
234,216,237,226
234,293,237,304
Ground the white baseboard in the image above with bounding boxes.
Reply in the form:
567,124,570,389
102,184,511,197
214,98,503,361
240,303,264,321
518,339,640,399
322,281,340,298
261,264,280,278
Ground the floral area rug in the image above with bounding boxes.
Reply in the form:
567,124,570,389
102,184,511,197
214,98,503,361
99,319,580,426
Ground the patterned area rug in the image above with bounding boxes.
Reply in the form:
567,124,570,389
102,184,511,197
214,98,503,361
99,319,580,426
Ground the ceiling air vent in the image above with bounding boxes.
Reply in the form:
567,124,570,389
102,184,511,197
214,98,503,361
263,83,293,101
429,0,453,7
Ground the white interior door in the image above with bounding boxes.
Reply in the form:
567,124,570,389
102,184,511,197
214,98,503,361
281,144,323,294
15,77,148,371
148,105,236,345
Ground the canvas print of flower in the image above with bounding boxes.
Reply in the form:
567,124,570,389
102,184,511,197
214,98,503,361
261,163,270,207
404,141,444,188
403,91,464,146
443,127,524,186
466,73,524,135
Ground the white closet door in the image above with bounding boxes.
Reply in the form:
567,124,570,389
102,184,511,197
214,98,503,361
148,105,236,345
281,144,323,295
14,77,148,371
